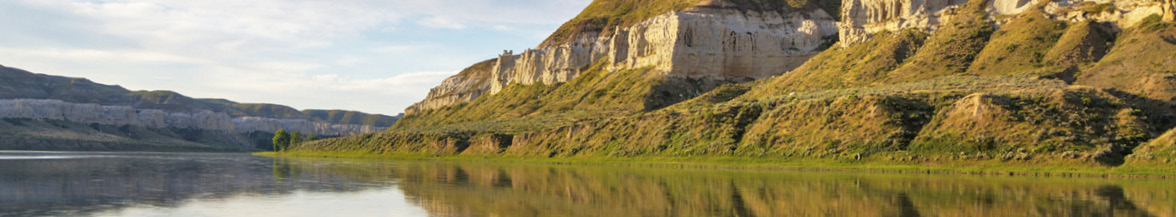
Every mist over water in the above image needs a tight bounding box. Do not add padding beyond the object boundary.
[0,151,1172,217]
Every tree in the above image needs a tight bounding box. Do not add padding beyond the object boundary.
[272,129,290,152]
[290,130,304,147]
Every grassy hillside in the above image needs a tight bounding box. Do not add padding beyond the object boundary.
[1076,15,1176,102]
[742,29,928,97]
[966,10,1067,76]
[886,0,994,82]
[394,60,733,131]
[292,0,1176,173]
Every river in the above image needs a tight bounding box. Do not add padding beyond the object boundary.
[0,151,1172,217]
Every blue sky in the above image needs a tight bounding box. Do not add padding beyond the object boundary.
[0,0,592,115]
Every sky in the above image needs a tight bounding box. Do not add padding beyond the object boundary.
[0,0,592,115]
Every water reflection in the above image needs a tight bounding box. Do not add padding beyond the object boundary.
[390,163,1175,217]
[0,152,401,217]
[0,152,1173,217]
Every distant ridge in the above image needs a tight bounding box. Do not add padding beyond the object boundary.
[0,65,400,127]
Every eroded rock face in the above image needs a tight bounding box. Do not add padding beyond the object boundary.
[419,6,838,111]
[839,0,1172,46]
[0,99,235,130]
[839,0,970,46]
[1165,0,1176,22]
[608,8,838,79]
[232,117,385,136]
[0,99,384,136]
[489,36,611,94]
[405,60,495,115]
[411,0,1176,114]
[463,6,837,101]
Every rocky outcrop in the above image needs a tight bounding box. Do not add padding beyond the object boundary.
[489,7,837,94]
[1047,0,1171,30]
[838,0,970,46]
[0,99,235,130]
[839,0,1172,46]
[405,60,496,115]
[1165,0,1176,22]
[423,5,838,110]
[0,99,384,136]
[489,36,610,94]
[410,0,1175,114]
[607,7,838,79]
[232,117,385,136]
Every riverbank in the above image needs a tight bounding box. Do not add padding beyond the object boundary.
[255,151,1176,179]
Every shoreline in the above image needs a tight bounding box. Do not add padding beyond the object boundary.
[255,151,1176,179]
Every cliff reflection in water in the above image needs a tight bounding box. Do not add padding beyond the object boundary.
[1,152,1174,217]
[389,163,1175,217]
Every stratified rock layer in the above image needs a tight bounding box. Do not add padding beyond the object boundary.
[416,5,838,112]
[839,0,1172,46]
[0,99,384,136]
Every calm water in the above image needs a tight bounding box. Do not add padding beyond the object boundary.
[0,151,1174,217]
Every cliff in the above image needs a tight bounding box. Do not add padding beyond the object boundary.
[411,0,1174,114]
[838,0,1172,46]
[404,60,496,114]
[0,66,398,150]
[0,99,235,130]
[0,65,400,127]
[302,0,1176,170]
[0,99,385,136]
[409,0,840,114]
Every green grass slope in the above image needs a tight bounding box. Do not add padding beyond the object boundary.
[966,10,1067,76]
[1128,128,1176,165]
[394,60,732,131]
[1043,20,1114,69]
[1076,15,1176,102]
[742,30,927,97]
[886,0,994,82]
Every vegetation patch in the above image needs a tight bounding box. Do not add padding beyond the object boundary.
[887,0,994,82]
[967,10,1067,76]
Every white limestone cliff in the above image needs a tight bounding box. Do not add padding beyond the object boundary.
[1166,0,1175,22]
[838,0,970,46]
[417,6,838,112]
[479,7,837,95]
[405,64,493,114]
[489,36,610,94]
[838,0,1173,46]
[410,0,1176,114]
[232,117,384,136]
[0,99,235,130]
[607,8,838,79]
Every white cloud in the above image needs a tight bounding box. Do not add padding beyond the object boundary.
[417,16,465,30]
[0,0,592,115]
[372,45,429,54]
[0,47,211,65]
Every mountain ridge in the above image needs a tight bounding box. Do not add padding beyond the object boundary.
[0,65,399,151]
[0,65,400,127]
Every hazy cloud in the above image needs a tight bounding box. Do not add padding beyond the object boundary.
[0,0,591,115]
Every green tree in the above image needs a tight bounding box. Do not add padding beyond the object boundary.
[272,129,290,152]
[290,130,304,147]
